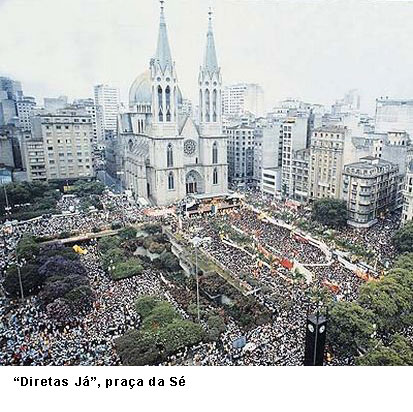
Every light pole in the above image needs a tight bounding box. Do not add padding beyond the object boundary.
[3,185,11,216]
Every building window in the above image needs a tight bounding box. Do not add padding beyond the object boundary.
[212,89,217,122]
[212,141,218,164]
[167,143,173,167]
[168,171,174,190]
[213,167,218,185]
[158,86,163,121]
[165,86,171,122]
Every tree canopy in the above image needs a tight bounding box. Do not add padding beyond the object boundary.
[393,223,413,254]
[311,198,347,228]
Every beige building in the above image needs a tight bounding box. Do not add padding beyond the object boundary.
[309,126,352,200]
[24,108,94,181]
[343,156,402,227]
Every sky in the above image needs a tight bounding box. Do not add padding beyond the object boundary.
[1,0,413,114]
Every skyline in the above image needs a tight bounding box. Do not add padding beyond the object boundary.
[1,0,413,113]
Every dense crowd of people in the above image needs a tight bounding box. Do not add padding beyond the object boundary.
[0,188,403,366]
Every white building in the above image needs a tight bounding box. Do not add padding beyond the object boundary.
[23,108,94,181]
[94,84,120,145]
[343,156,402,227]
[43,96,68,113]
[280,116,308,197]
[226,124,255,186]
[16,96,36,131]
[222,83,264,118]
[375,97,413,137]
[117,4,228,206]
[402,161,413,225]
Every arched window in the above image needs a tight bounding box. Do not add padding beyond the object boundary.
[165,86,171,122]
[212,141,218,164]
[205,89,210,122]
[212,89,217,122]
[158,86,163,121]
[173,87,177,120]
[168,171,174,190]
[199,89,203,122]
[213,168,218,185]
[167,143,173,167]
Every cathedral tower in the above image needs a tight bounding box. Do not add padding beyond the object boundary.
[198,9,228,195]
[198,8,222,137]
[150,0,179,137]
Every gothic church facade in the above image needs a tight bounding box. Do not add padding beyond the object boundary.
[118,2,228,206]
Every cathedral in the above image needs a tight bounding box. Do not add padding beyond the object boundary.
[117,1,228,206]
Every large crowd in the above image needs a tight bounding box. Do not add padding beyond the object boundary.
[0,188,403,366]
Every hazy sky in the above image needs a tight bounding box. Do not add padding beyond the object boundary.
[1,0,413,114]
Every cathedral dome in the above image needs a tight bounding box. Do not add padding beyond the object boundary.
[129,70,152,106]
[129,68,183,109]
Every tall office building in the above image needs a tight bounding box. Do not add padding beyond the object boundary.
[375,97,413,137]
[16,96,36,131]
[44,96,68,113]
[94,84,120,144]
[226,124,255,185]
[23,108,94,181]
[222,83,264,117]
[309,126,353,200]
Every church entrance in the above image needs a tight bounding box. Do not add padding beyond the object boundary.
[186,170,204,195]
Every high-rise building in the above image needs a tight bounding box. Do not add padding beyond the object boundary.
[72,98,98,145]
[16,96,36,131]
[0,77,22,100]
[23,108,94,181]
[94,84,120,145]
[375,97,413,137]
[44,96,68,113]
[309,126,353,200]
[226,124,255,186]
[280,116,308,197]
[343,156,402,227]
[222,83,264,118]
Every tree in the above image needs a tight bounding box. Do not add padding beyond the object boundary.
[311,198,347,228]
[393,253,413,271]
[141,302,180,332]
[64,285,94,311]
[393,223,413,254]
[3,263,44,298]
[98,236,121,253]
[207,314,226,341]
[328,301,377,357]
[111,258,143,280]
[115,329,160,366]
[16,235,40,261]
[356,335,413,366]
[158,251,181,272]
[358,277,412,333]
[38,256,86,279]
[116,298,205,366]
[119,226,137,240]
[102,247,125,270]
[135,296,161,318]
[158,319,204,355]
[142,223,162,235]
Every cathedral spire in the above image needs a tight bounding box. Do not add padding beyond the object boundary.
[155,0,173,71]
[203,8,219,73]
